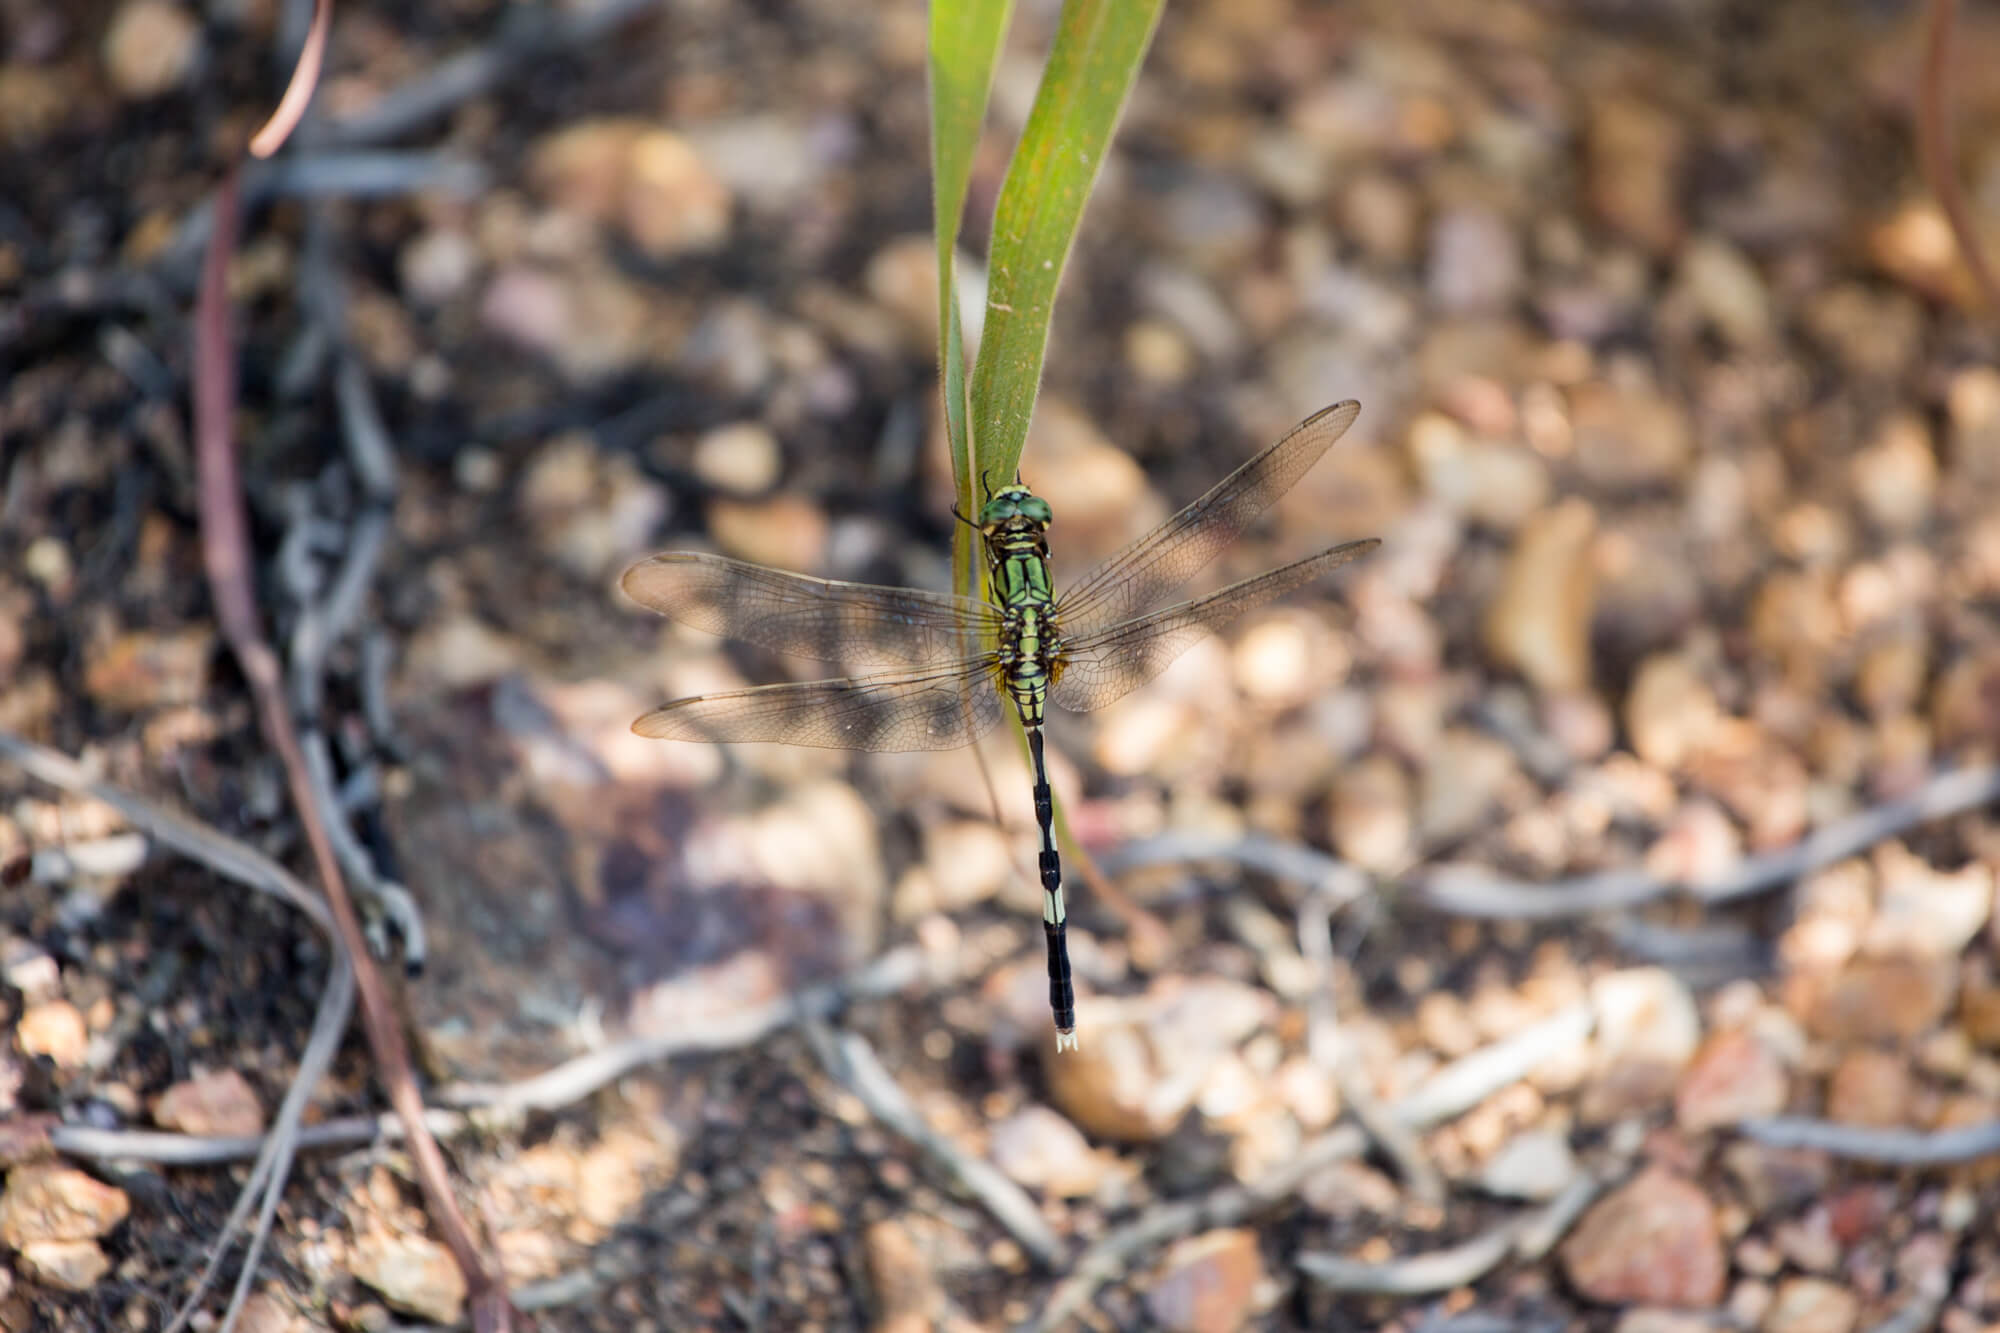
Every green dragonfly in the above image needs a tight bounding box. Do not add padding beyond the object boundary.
[623,400,1377,1049]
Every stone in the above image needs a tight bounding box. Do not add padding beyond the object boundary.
[1762,1276,1859,1333]
[1584,967,1702,1121]
[15,1000,87,1069]
[1427,207,1522,315]
[0,1164,130,1248]
[1824,1048,1912,1128]
[1674,235,1773,348]
[1850,414,1937,533]
[1676,1028,1789,1133]
[989,1106,1109,1198]
[1625,653,1722,771]
[690,421,783,496]
[351,1228,468,1325]
[154,1069,264,1138]
[1144,1229,1265,1333]
[1484,499,1598,693]
[1561,1167,1726,1308]
[103,0,201,100]
[1587,96,1686,254]
[1481,1129,1580,1201]
[17,1238,110,1292]
[1570,380,1694,491]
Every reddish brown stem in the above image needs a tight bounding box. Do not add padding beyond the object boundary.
[193,167,512,1331]
[1917,0,2000,312]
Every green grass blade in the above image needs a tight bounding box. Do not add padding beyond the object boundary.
[970,0,1164,490]
[930,0,1014,600]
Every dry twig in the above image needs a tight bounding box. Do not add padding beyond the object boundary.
[1738,1115,2000,1166]
[1024,1004,1594,1331]
[1296,1176,1598,1296]
[1915,0,2000,312]
[800,1019,1063,1267]
[193,166,509,1328]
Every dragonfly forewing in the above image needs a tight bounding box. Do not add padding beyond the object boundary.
[1050,538,1379,713]
[632,661,1009,751]
[622,553,1003,671]
[1054,400,1362,639]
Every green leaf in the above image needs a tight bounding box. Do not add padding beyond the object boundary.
[969,0,1165,490]
[929,0,1014,597]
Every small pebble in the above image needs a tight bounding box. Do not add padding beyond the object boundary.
[1484,499,1598,693]
[691,421,783,496]
[103,0,200,100]
[1144,1229,1265,1333]
[16,1000,88,1069]
[1561,1166,1725,1308]
[153,1069,264,1139]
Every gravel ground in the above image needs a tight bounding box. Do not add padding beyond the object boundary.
[3,0,2000,1330]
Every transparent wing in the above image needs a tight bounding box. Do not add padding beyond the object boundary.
[1051,539,1379,713]
[1054,401,1363,639]
[633,660,1008,752]
[622,553,1002,669]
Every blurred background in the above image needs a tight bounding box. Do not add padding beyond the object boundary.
[3,0,2000,1328]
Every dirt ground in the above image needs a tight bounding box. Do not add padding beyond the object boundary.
[5,0,2000,1329]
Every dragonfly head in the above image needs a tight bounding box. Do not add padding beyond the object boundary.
[978,486,1053,534]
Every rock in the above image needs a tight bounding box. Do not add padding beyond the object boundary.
[989,1106,1109,1198]
[1326,754,1413,873]
[1673,235,1773,348]
[15,1000,87,1068]
[234,1291,313,1333]
[153,1069,264,1138]
[1854,633,1929,720]
[1586,96,1686,254]
[403,613,523,690]
[1804,284,1924,381]
[624,129,733,259]
[1272,1058,1340,1132]
[914,820,1014,914]
[1144,1229,1265,1333]
[1625,653,1721,770]
[1427,207,1522,314]
[518,432,670,580]
[864,1218,943,1333]
[576,1126,674,1232]
[1416,728,1517,847]
[1762,1276,1859,1333]
[1722,1142,1832,1214]
[863,236,939,351]
[1796,953,1956,1043]
[690,421,783,496]
[17,1238,110,1292]
[0,1165,130,1247]
[1676,1028,1789,1133]
[1404,411,1550,530]
[1584,967,1701,1122]
[351,1228,468,1325]
[706,494,829,573]
[685,116,824,211]
[1824,1048,1912,1128]
[1231,616,1318,708]
[479,261,658,382]
[1481,1128,1580,1201]
[1157,170,1264,271]
[1125,319,1198,386]
[1867,198,1993,309]
[103,0,201,100]
[399,227,480,305]
[1643,800,1743,888]
[1484,499,1598,693]
[1946,365,2000,490]
[1047,1019,1187,1143]
[1865,842,1991,959]
[1337,170,1421,266]
[1570,380,1694,491]
[1560,1167,1726,1308]
[83,626,213,712]
[1850,414,1937,533]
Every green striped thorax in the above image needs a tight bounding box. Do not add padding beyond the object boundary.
[977,485,1061,722]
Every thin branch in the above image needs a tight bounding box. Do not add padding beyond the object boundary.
[1738,1116,2000,1166]
[192,167,510,1330]
[1298,882,1442,1207]
[1024,1004,1595,1331]
[1416,764,2000,920]
[800,1019,1063,1267]
[249,0,333,158]
[1915,0,2000,312]
[1296,1177,1598,1296]
[437,947,932,1112]
[314,0,666,147]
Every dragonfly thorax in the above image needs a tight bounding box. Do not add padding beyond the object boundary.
[977,485,1053,532]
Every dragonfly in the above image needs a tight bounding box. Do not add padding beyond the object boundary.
[622,400,1377,1050]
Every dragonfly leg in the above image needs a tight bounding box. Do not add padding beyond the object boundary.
[1028,728,1077,1049]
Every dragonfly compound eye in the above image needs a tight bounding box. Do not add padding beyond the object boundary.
[1017,495,1053,526]
[978,496,1019,525]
